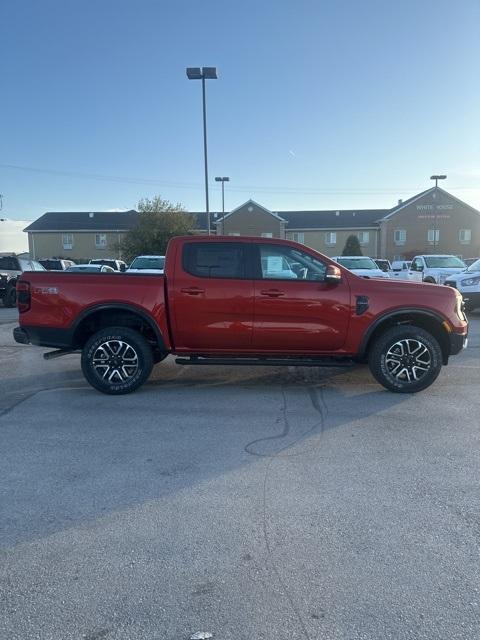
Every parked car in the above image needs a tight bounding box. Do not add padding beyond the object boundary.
[127,255,165,274]
[88,258,127,272]
[408,255,467,284]
[0,254,45,307]
[331,256,391,279]
[464,258,479,268]
[374,259,392,273]
[14,236,467,395]
[67,264,116,273]
[39,258,76,271]
[445,258,480,312]
[390,260,412,280]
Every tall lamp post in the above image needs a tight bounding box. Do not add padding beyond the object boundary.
[215,176,230,235]
[186,66,218,235]
[430,174,447,250]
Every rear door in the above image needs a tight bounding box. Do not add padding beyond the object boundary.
[251,243,351,352]
[169,240,254,351]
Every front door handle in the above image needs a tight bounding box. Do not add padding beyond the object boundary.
[180,287,205,295]
[260,289,285,297]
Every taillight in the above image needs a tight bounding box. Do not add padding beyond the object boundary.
[17,281,31,313]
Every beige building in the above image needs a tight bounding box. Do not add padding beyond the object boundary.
[23,187,480,262]
[24,211,138,261]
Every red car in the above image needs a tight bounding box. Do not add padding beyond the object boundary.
[14,236,467,395]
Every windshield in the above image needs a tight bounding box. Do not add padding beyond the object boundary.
[129,256,165,270]
[424,256,466,268]
[336,257,378,270]
[466,259,480,272]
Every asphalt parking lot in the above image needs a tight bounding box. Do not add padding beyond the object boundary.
[1,307,479,640]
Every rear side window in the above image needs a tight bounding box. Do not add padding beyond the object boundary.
[0,257,19,270]
[183,243,246,279]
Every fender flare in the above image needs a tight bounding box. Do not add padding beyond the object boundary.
[71,303,167,351]
[357,307,448,358]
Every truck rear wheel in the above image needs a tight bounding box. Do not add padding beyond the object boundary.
[368,326,443,393]
[81,327,153,395]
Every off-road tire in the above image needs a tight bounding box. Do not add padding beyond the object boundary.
[3,284,17,308]
[368,325,443,393]
[423,277,436,284]
[81,327,154,395]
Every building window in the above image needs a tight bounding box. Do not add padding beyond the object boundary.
[62,233,73,250]
[292,232,305,244]
[459,229,471,244]
[325,232,336,246]
[427,229,440,243]
[95,234,107,248]
[357,231,369,246]
[261,232,273,238]
[394,229,406,245]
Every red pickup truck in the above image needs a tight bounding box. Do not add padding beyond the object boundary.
[14,236,467,395]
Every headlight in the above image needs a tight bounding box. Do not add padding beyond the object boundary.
[461,276,480,286]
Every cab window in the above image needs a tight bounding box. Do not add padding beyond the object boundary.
[256,245,327,281]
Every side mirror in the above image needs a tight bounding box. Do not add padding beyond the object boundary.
[120,264,126,272]
[325,264,342,284]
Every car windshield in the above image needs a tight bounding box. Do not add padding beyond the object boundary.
[466,259,480,272]
[336,257,378,270]
[129,257,165,270]
[67,265,102,272]
[424,256,466,268]
[90,260,116,268]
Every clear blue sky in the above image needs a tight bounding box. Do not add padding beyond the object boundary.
[1,0,479,221]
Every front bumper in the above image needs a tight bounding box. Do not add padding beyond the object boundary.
[449,331,468,356]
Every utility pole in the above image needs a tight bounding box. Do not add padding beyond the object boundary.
[430,175,447,250]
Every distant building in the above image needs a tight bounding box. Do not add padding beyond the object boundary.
[24,210,138,261]
[23,187,480,261]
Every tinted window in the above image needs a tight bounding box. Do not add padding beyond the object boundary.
[0,257,19,270]
[183,243,246,279]
[424,256,466,268]
[336,257,378,270]
[129,257,165,270]
[258,245,326,281]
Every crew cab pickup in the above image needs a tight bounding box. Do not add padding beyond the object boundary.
[13,236,468,395]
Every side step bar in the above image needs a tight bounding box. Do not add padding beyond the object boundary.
[175,356,355,368]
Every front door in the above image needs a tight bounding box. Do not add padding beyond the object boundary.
[169,240,254,351]
[252,243,351,352]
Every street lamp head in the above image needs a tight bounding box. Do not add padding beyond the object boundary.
[215,176,230,182]
[202,67,218,79]
[430,174,447,181]
[186,67,203,80]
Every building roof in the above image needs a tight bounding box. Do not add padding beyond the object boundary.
[277,209,389,229]
[24,210,139,232]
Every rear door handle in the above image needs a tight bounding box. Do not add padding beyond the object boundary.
[260,289,285,297]
[180,287,205,295]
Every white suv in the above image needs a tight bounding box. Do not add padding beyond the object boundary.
[444,258,480,312]
[408,255,467,284]
[332,256,391,279]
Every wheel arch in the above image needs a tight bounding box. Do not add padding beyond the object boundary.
[358,309,451,365]
[71,303,167,352]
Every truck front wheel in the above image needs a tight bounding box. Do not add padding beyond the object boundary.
[81,327,154,395]
[368,326,443,393]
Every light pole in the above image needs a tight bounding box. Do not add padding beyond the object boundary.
[186,66,218,235]
[430,175,447,250]
[215,176,229,234]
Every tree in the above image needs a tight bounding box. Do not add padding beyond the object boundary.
[120,196,194,262]
[342,234,362,256]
